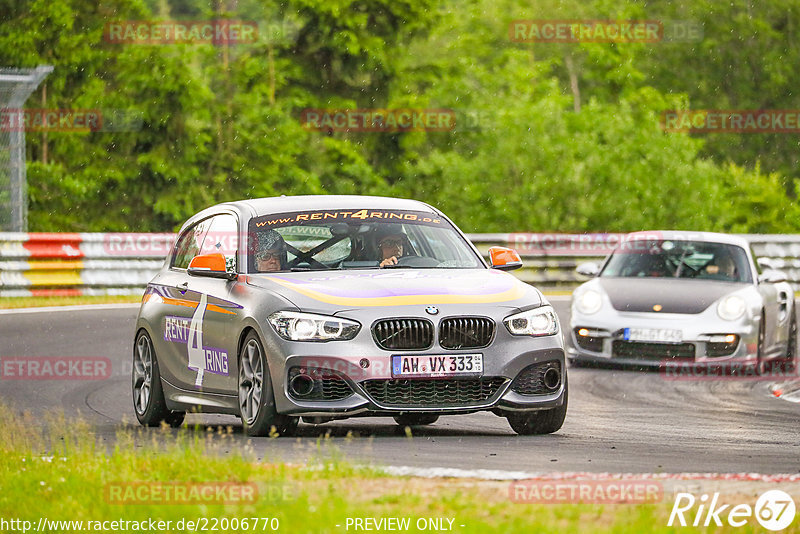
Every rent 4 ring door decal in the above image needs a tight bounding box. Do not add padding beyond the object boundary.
[163,293,230,386]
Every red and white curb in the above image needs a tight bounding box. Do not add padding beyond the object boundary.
[770,380,800,403]
[381,466,800,483]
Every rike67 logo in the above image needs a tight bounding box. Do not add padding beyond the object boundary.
[669,490,796,530]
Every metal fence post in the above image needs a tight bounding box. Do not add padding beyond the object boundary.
[0,65,53,232]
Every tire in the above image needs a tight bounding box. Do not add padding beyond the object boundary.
[782,310,797,374]
[756,312,769,375]
[506,376,568,435]
[567,357,584,368]
[393,413,439,426]
[132,330,185,428]
[238,331,298,437]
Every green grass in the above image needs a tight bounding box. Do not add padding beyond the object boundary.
[0,407,791,533]
[0,295,142,309]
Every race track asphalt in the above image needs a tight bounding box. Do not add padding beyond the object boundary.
[1,299,799,475]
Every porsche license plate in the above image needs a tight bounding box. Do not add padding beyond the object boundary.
[391,354,483,378]
[624,328,682,343]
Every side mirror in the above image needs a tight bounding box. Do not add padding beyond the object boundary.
[188,253,236,280]
[758,269,787,284]
[576,261,600,277]
[488,246,522,271]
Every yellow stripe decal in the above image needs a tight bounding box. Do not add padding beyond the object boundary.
[268,278,527,306]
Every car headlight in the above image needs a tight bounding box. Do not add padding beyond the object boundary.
[504,306,559,337]
[575,289,603,315]
[269,311,360,341]
[717,295,746,321]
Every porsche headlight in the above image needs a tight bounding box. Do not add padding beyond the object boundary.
[575,289,603,315]
[717,295,746,321]
[504,306,559,337]
[269,311,360,341]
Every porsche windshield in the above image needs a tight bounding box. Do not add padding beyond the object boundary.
[600,240,752,283]
[247,209,483,272]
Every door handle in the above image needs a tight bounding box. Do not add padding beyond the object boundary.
[176,282,189,294]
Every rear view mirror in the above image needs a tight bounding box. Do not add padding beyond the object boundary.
[188,253,236,280]
[488,246,522,271]
[576,261,600,277]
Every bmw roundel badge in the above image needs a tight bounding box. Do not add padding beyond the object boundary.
[425,306,439,315]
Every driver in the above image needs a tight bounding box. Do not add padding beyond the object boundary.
[255,229,287,272]
[376,227,407,268]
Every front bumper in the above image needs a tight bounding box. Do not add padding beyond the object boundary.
[264,322,567,417]
[568,307,759,367]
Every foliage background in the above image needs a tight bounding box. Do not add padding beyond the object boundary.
[1,0,798,233]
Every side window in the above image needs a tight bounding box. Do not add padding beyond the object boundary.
[172,218,213,269]
[201,214,238,273]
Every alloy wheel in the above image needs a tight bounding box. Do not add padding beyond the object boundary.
[239,339,264,424]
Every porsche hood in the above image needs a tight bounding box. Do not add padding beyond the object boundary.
[596,278,747,314]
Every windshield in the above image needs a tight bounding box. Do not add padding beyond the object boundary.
[246,209,483,273]
[600,240,752,283]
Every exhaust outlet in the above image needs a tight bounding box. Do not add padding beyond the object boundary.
[543,367,561,391]
[290,374,315,397]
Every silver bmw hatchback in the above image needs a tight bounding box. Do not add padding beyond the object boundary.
[132,196,567,436]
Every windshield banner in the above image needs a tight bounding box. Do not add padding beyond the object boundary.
[251,209,447,229]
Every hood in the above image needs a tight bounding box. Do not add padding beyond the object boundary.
[597,277,746,314]
[245,269,540,312]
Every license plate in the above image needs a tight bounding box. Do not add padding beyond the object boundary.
[391,354,483,378]
[624,328,682,343]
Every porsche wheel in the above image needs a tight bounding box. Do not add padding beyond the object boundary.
[756,312,768,375]
[783,311,797,373]
[132,330,185,427]
[238,331,298,437]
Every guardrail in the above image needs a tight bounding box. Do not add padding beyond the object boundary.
[470,233,800,291]
[0,233,169,297]
[2,232,800,297]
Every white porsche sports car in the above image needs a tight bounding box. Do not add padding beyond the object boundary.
[568,231,796,372]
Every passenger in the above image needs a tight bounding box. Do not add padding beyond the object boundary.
[255,229,288,272]
[705,252,736,280]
